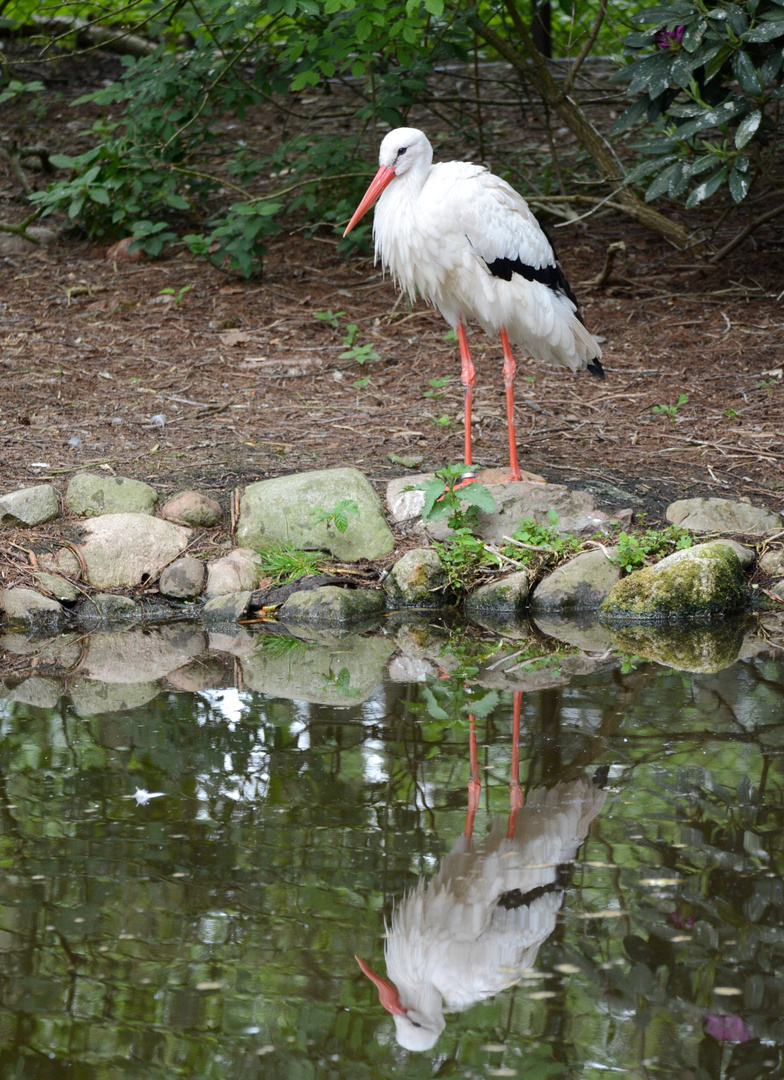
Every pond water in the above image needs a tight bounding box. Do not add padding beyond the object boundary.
[1,616,784,1080]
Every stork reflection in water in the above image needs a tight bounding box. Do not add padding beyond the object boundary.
[356,691,607,1051]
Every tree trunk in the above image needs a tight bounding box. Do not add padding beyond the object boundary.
[467,9,691,250]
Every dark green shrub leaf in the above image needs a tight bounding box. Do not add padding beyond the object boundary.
[728,162,752,202]
[735,109,762,148]
[685,165,728,207]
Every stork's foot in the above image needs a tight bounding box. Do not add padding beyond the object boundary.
[477,467,546,485]
[453,468,478,490]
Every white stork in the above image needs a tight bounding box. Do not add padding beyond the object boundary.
[356,695,607,1051]
[343,128,604,481]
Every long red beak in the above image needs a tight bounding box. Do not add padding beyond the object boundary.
[343,165,396,236]
[355,954,407,1016]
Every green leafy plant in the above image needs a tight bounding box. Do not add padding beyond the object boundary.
[418,463,496,531]
[651,393,688,421]
[613,0,784,209]
[311,499,359,534]
[501,511,580,569]
[423,375,451,399]
[321,666,363,698]
[314,308,346,329]
[159,284,193,305]
[613,524,693,574]
[256,544,327,583]
[339,323,380,365]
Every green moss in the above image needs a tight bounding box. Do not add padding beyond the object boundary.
[600,541,747,623]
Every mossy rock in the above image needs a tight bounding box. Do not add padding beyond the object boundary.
[600,541,747,623]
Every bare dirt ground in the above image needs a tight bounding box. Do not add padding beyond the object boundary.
[2,43,784,548]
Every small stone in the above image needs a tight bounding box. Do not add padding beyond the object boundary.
[81,594,141,624]
[38,547,82,577]
[388,453,424,469]
[279,585,385,625]
[205,548,258,597]
[159,557,206,599]
[600,540,747,622]
[759,547,784,577]
[531,548,622,613]
[33,572,79,603]
[386,476,428,522]
[66,473,158,517]
[465,571,530,615]
[0,484,60,526]
[0,586,65,626]
[202,591,254,624]
[666,497,781,535]
[384,548,449,606]
[161,490,222,527]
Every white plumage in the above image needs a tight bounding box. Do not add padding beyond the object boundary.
[344,128,604,479]
[356,777,607,1052]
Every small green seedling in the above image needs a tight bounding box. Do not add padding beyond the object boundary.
[353,375,370,388]
[339,323,380,364]
[433,414,454,428]
[651,393,688,421]
[159,284,193,306]
[723,408,738,418]
[442,328,458,342]
[612,524,692,573]
[314,308,346,329]
[311,499,359,534]
[423,375,451,399]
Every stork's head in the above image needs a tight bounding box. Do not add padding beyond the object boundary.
[343,128,433,236]
[355,954,445,1051]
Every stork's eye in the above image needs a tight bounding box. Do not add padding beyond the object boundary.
[410,1020,422,1028]
[397,147,408,158]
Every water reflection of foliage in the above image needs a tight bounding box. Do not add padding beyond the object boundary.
[610,769,784,1079]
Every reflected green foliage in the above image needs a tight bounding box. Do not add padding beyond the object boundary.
[0,651,783,1076]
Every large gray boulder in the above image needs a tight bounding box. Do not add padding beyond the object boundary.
[66,473,158,516]
[666,497,781,534]
[74,513,191,588]
[601,540,747,622]
[237,467,395,561]
[0,484,60,526]
[531,548,622,613]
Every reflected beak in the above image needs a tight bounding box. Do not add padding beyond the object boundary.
[343,165,396,236]
[355,954,407,1016]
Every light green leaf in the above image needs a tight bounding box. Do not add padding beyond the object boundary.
[735,109,761,148]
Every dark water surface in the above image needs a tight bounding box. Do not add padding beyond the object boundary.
[2,621,784,1079]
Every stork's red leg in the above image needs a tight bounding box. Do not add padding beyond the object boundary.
[507,691,523,839]
[465,715,481,843]
[500,327,522,482]
[456,318,475,470]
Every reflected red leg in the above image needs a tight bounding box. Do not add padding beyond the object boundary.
[507,690,523,839]
[465,715,481,842]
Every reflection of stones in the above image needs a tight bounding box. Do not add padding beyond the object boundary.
[607,620,746,673]
[4,675,62,708]
[81,626,206,684]
[476,649,601,693]
[601,542,747,622]
[241,632,394,705]
[70,679,161,714]
[167,656,232,691]
[533,614,617,654]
